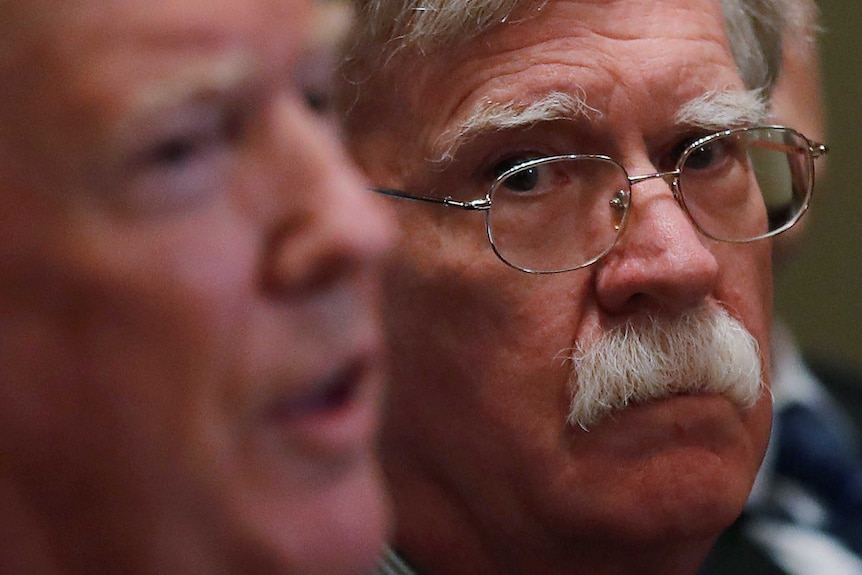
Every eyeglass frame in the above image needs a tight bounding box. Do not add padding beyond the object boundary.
[372,125,829,274]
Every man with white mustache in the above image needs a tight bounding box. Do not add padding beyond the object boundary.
[337,0,826,573]
[568,307,762,430]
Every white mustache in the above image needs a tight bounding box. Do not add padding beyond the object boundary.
[566,307,764,430]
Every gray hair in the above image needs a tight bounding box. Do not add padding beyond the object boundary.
[720,0,794,94]
[342,0,811,100]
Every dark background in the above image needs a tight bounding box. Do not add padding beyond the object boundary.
[774,0,862,372]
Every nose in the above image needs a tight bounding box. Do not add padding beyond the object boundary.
[261,99,392,296]
[594,165,719,315]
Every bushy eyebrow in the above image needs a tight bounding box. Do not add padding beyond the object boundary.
[431,89,601,163]
[673,89,768,130]
[430,87,767,163]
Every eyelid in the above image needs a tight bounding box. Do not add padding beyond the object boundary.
[100,99,242,215]
[471,136,567,180]
[113,97,228,159]
[664,129,719,167]
[489,151,551,179]
[291,22,344,116]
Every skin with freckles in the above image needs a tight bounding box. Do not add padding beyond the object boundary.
[343,0,774,574]
[0,0,392,573]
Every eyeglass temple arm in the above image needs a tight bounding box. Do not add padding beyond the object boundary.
[811,142,829,158]
[372,187,492,210]
[748,140,828,158]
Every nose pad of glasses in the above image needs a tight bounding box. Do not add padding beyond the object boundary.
[609,188,631,231]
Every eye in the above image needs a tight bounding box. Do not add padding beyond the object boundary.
[492,156,545,192]
[303,89,331,115]
[491,157,570,198]
[503,165,540,192]
[685,141,721,170]
[119,103,241,214]
[146,132,213,168]
[677,134,737,172]
[295,45,339,119]
[141,113,236,172]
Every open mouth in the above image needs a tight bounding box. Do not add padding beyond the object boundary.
[254,354,383,457]
[266,361,364,422]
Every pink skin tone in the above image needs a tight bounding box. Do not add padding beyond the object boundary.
[0,0,392,573]
[346,1,773,574]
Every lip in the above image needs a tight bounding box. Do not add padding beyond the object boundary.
[260,355,383,456]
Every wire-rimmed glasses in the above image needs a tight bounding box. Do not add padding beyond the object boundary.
[373,126,828,274]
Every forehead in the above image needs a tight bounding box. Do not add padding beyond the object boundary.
[17,0,305,34]
[0,0,312,178]
[2,0,311,76]
[378,0,743,158]
[470,0,732,96]
[0,0,314,110]
[4,0,309,53]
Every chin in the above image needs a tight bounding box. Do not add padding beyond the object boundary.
[549,394,769,546]
[301,466,392,575]
[629,446,755,538]
[222,457,391,575]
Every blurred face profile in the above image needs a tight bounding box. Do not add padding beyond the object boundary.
[0,0,391,573]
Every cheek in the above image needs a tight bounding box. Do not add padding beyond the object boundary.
[383,231,586,364]
[715,242,774,338]
[0,272,238,499]
[711,243,774,454]
[381,224,596,436]
[12,212,255,439]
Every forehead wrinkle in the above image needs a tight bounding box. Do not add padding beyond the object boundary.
[431,88,601,163]
[674,89,767,130]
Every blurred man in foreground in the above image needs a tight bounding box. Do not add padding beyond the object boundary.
[0,0,391,573]
[338,0,827,573]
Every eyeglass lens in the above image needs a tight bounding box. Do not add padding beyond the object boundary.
[487,156,630,273]
[486,127,813,273]
[678,127,812,242]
